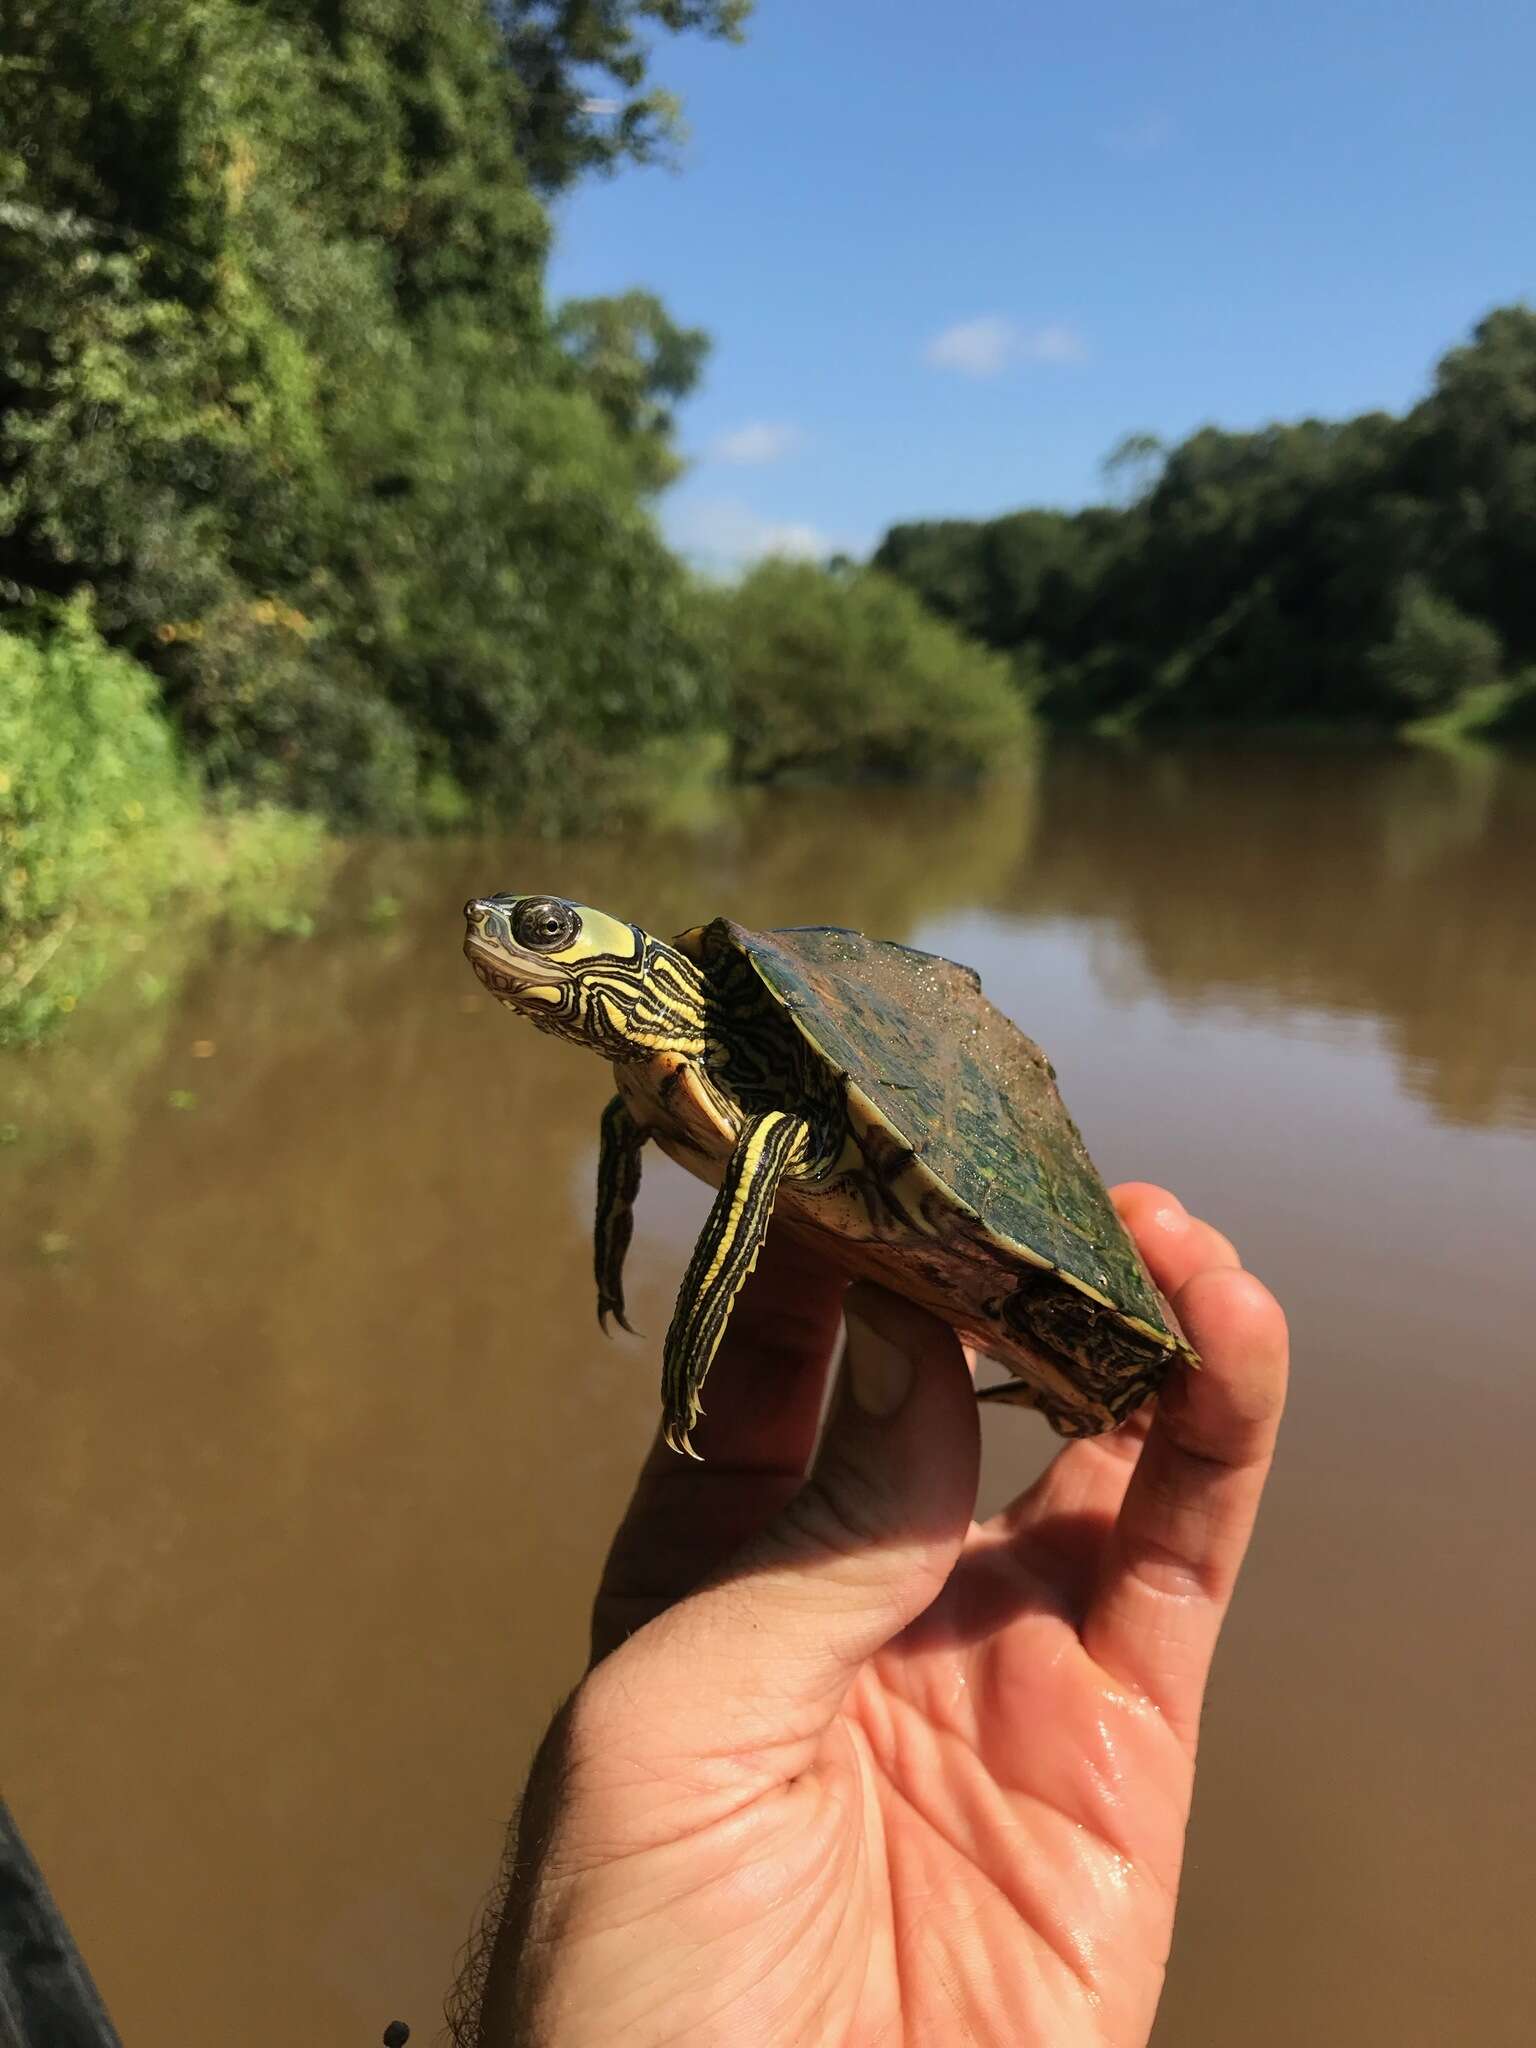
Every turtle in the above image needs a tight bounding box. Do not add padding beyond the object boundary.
[463,894,1197,1457]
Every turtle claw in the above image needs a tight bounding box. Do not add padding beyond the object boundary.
[598,1297,638,1338]
[663,1406,704,1461]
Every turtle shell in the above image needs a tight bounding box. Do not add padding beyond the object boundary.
[704,919,1195,1430]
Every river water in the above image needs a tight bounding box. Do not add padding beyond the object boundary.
[3,742,1533,2045]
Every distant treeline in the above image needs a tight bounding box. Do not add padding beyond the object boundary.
[875,307,1536,742]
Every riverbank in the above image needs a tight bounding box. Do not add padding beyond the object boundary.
[1,612,333,1049]
[2,564,1034,1047]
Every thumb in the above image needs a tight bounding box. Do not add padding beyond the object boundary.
[630,1285,980,1757]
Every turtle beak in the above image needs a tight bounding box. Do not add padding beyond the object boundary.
[463,899,516,977]
[463,898,505,963]
[463,899,564,1000]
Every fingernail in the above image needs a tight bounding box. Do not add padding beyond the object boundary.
[844,1307,916,1418]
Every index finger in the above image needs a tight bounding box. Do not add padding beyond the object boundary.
[590,1226,846,1660]
[1081,1261,1289,1751]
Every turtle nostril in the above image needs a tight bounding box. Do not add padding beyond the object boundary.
[465,899,488,925]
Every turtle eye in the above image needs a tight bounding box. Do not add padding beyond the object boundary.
[512,897,581,952]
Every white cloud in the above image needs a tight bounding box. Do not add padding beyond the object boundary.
[709,420,803,465]
[1100,113,1174,159]
[669,497,846,570]
[924,316,1016,377]
[924,317,1087,377]
[1025,323,1088,365]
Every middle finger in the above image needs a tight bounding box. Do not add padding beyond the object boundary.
[981,1185,1243,1573]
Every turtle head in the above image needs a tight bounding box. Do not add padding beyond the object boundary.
[463,894,708,1060]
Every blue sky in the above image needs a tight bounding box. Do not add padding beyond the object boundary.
[545,0,1536,568]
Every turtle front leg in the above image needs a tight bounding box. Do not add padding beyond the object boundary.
[662,1110,811,1458]
[596,1093,649,1334]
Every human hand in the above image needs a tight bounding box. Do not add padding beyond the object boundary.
[463,1185,1288,2047]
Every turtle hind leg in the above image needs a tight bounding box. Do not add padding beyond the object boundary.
[596,1094,649,1335]
[661,1110,810,1459]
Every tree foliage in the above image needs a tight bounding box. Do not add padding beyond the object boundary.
[876,307,1536,736]
[1369,579,1503,715]
[0,0,732,826]
[552,289,709,488]
[491,0,753,192]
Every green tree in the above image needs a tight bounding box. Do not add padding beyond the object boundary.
[1100,430,1166,506]
[491,0,752,191]
[552,289,709,488]
[0,0,737,824]
[333,355,715,819]
[1406,306,1536,667]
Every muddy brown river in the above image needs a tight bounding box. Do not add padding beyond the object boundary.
[3,742,1534,2045]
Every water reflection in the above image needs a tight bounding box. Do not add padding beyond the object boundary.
[2,742,1533,2048]
[1014,743,1536,1128]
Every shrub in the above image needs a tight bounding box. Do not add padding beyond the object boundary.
[707,561,1031,785]
[168,601,424,827]
[1369,579,1505,716]
[0,607,326,1042]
